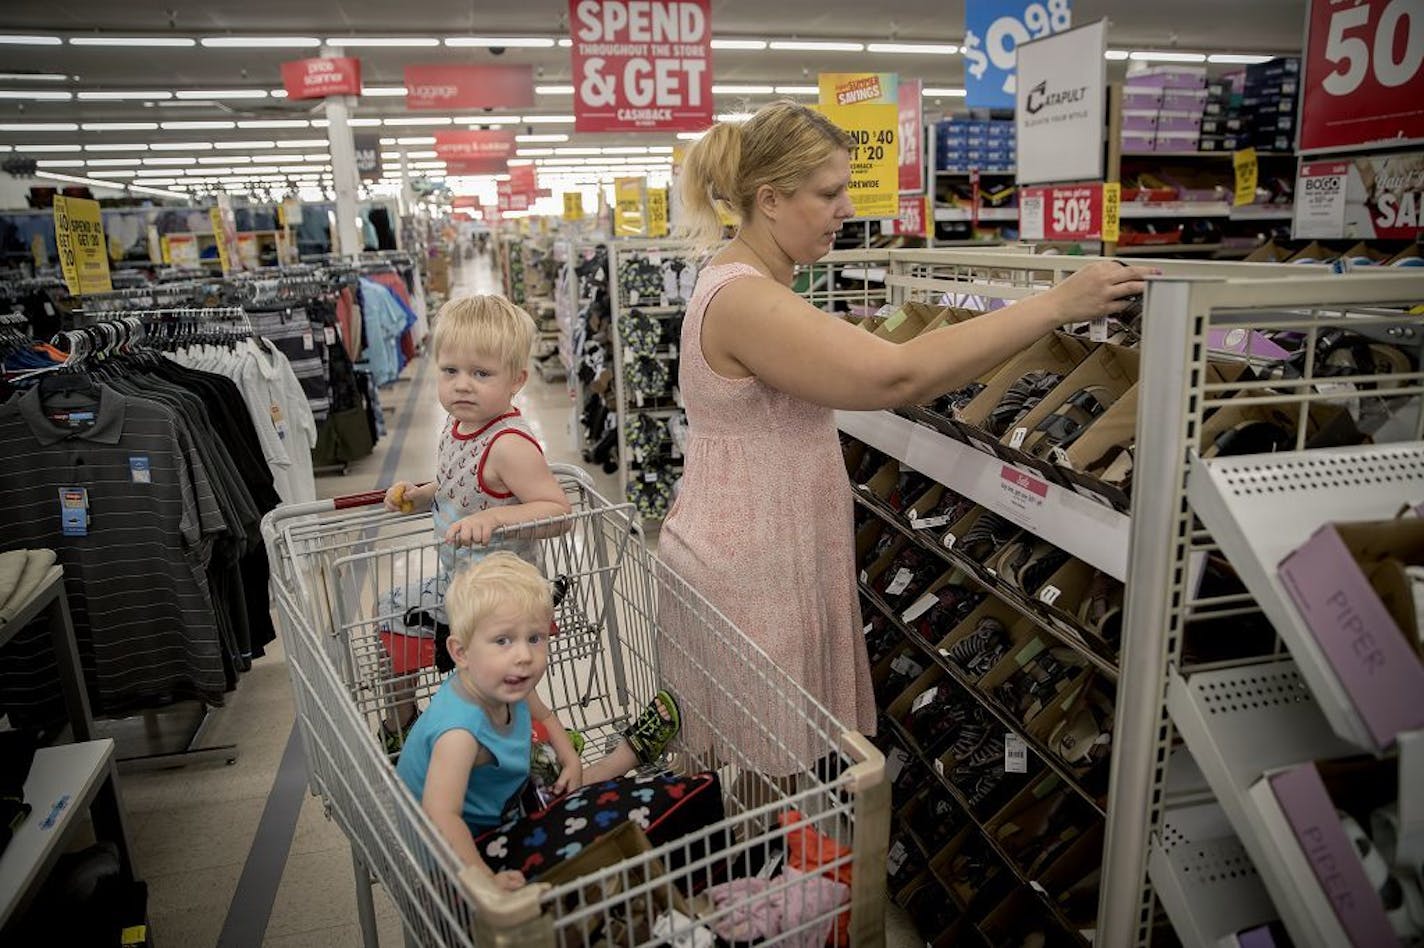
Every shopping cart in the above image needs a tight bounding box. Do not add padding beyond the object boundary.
[262,464,889,947]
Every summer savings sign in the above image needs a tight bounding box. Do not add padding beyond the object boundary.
[569,0,713,132]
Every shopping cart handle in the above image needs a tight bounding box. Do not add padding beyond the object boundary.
[333,490,389,510]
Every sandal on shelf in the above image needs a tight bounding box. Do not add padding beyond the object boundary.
[621,690,681,765]
[1027,385,1117,459]
[1047,681,1114,770]
[1077,571,1125,649]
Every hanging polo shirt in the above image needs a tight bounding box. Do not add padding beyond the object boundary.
[0,384,228,717]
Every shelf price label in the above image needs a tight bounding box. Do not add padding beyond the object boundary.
[1233,148,1259,207]
[815,102,899,218]
[1301,0,1424,152]
[1018,183,1110,241]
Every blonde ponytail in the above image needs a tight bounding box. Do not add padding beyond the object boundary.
[676,100,853,254]
[678,121,743,253]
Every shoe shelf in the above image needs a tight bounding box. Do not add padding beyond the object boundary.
[878,712,1095,947]
[1166,659,1359,948]
[934,208,1020,222]
[1147,801,1279,948]
[859,579,1108,816]
[1118,202,1294,221]
[837,408,1132,581]
[1188,445,1424,752]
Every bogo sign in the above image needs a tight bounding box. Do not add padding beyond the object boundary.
[404,65,535,111]
[1301,0,1424,152]
[1019,183,1106,240]
[1294,153,1424,239]
[433,131,516,175]
[281,57,362,100]
[569,0,713,132]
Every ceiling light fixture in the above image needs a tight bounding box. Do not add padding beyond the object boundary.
[769,40,863,52]
[237,120,310,129]
[277,138,328,147]
[201,156,246,164]
[710,39,767,50]
[382,117,453,126]
[70,36,195,47]
[150,141,214,151]
[676,131,706,141]
[87,158,144,166]
[82,123,159,132]
[554,147,601,155]
[324,37,440,47]
[128,181,189,199]
[0,90,72,100]
[143,157,198,165]
[200,36,321,48]
[0,36,62,46]
[517,133,569,142]
[348,118,383,126]
[16,143,83,152]
[161,121,236,130]
[0,72,69,82]
[715,112,755,121]
[773,85,818,95]
[445,37,556,48]
[923,87,967,97]
[518,114,576,123]
[866,43,958,54]
[37,159,86,168]
[1105,50,1130,61]
[89,170,138,177]
[0,122,78,131]
[86,143,150,151]
[215,140,275,149]
[78,90,172,100]
[360,86,409,97]
[1208,53,1273,64]
[395,136,437,145]
[175,89,268,99]
[1129,50,1207,62]
[516,148,555,156]
[535,85,574,95]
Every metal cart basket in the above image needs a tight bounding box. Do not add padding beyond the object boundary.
[262,465,888,947]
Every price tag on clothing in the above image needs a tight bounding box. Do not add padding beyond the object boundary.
[302,331,314,350]
[59,487,89,536]
[911,686,940,714]
[1004,732,1029,773]
[323,327,337,345]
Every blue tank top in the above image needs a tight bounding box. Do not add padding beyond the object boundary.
[396,676,531,831]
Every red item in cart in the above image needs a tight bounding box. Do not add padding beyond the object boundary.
[779,809,854,945]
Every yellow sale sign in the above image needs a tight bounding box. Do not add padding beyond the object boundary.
[613,176,647,237]
[815,102,899,218]
[647,187,669,237]
[563,191,585,221]
[53,196,112,295]
[818,72,899,107]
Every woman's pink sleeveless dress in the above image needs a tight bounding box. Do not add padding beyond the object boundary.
[656,263,877,775]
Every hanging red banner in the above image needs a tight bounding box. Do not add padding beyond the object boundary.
[403,64,536,111]
[569,0,713,132]
[508,164,538,197]
[1300,0,1424,153]
[281,57,362,100]
[898,79,924,193]
[434,131,516,175]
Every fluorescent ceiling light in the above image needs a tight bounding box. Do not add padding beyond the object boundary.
[201,156,247,164]
[518,133,569,142]
[90,170,138,178]
[452,114,519,123]
[558,39,573,48]
[70,36,195,47]
[773,85,818,95]
[237,120,310,129]
[866,43,958,55]
[535,85,574,95]
[1130,50,1207,62]
[277,138,327,147]
[383,116,452,126]
[769,40,863,52]
[445,37,555,48]
[648,146,674,153]
[324,37,440,47]
[88,158,143,166]
[713,84,773,95]
[555,147,601,155]
[923,87,967,97]
[1209,53,1273,64]
[361,86,408,97]
[676,131,706,141]
[602,146,648,154]
[404,150,437,158]
[161,121,236,130]
[86,143,149,152]
[0,36,62,46]
[396,136,436,145]
[128,182,189,198]
[715,112,754,121]
[215,140,275,150]
[151,141,213,151]
[301,154,331,161]
[1105,50,1130,61]
[281,164,322,173]
[15,143,82,152]
[518,115,575,124]
[78,90,172,100]
[348,118,383,127]
[0,72,68,82]
[144,157,197,165]
[156,100,217,108]
[200,36,321,48]
[82,123,159,132]
[175,89,267,99]
[711,39,767,50]
[37,160,85,168]
[0,90,72,100]
[516,148,555,156]
[311,120,329,128]
[411,161,446,168]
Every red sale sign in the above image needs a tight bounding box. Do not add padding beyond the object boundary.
[508,164,537,197]
[434,131,516,175]
[569,0,713,132]
[281,57,362,100]
[898,79,924,193]
[893,195,928,237]
[1301,0,1424,152]
[1019,184,1107,241]
[404,65,535,111]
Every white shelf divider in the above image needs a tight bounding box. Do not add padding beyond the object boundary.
[1188,444,1424,751]
[1148,802,1279,948]
[835,409,1131,579]
[1167,660,1358,948]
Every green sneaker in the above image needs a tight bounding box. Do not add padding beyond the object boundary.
[622,691,681,765]
[380,710,420,760]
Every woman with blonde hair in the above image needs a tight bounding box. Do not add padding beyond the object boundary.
[658,100,1151,775]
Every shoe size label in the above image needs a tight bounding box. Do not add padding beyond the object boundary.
[1004,732,1028,773]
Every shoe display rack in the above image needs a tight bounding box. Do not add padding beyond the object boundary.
[607,239,699,524]
[556,240,613,463]
[801,247,1424,946]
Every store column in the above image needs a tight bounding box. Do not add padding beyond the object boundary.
[322,45,361,258]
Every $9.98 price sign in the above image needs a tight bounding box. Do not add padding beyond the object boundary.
[1301,0,1424,152]
[1019,184,1112,241]
[569,0,713,133]
[963,0,1074,109]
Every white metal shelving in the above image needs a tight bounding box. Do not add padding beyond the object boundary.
[1189,446,1424,751]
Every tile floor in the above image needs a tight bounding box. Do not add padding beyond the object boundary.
[111,253,918,947]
